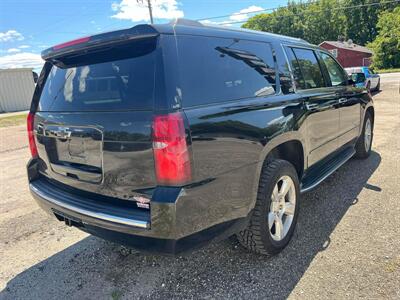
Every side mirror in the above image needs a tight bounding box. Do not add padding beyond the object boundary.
[349,73,366,85]
[348,78,356,86]
[357,73,366,83]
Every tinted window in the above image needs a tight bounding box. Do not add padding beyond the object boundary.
[285,47,304,91]
[38,43,157,112]
[177,36,276,107]
[290,48,326,90]
[319,52,347,86]
[276,48,294,94]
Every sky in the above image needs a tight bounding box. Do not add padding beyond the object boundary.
[0,0,291,71]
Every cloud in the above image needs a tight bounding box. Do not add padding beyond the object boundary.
[0,30,24,42]
[0,52,44,69]
[201,5,263,27]
[18,45,31,49]
[7,48,21,53]
[229,5,263,22]
[111,0,183,22]
[201,19,232,27]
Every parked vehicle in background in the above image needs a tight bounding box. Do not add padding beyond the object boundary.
[27,19,374,256]
[345,66,380,92]
[349,72,367,88]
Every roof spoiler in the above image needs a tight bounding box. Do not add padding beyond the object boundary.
[41,24,159,61]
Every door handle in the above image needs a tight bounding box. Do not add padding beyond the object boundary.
[305,103,319,111]
[338,98,348,104]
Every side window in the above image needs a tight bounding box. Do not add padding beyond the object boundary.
[319,52,348,86]
[291,48,326,90]
[176,36,277,107]
[284,47,304,90]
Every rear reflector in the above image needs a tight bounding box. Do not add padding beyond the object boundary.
[53,36,90,50]
[152,112,191,185]
[27,112,38,158]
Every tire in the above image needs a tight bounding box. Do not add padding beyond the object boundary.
[354,111,373,159]
[237,159,300,255]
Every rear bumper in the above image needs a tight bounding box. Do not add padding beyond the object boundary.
[30,183,149,229]
[29,174,249,255]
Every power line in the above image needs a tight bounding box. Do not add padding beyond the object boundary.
[27,0,400,37]
[196,4,298,21]
[198,0,400,25]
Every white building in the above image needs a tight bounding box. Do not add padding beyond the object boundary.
[0,68,35,112]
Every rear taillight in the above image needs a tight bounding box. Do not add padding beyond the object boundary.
[27,112,38,158]
[152,112,192,186]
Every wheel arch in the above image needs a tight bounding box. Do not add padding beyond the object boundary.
[248,132,307,212]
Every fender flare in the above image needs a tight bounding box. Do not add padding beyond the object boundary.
[248,131,307,212]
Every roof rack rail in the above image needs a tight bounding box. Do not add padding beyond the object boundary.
[169,18,203,27]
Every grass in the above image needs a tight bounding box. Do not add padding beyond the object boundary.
[376,68,400,74]
[111,290,122,300]
[0,114,27,128]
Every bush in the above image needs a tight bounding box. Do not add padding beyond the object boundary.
[368,7,400,69]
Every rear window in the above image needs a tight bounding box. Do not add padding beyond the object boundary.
[38,39,157,112]
[176,36,276,107]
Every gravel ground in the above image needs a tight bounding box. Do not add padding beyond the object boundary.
[0,73,399,300]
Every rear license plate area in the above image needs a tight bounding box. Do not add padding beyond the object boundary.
[43,125,104,183]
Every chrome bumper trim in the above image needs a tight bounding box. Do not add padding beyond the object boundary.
[30,184,150,229]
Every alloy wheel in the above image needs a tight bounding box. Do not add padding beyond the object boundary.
[364,118,372,152]
[268,175,296,241]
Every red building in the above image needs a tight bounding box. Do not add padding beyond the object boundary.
[319,40,373,68]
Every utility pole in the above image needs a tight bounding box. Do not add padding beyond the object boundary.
[137,0,154,24]
[147,0,154,24]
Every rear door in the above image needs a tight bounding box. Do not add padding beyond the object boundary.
[317,51,361,147]
[33,37,163,201]
[286,47,340,166]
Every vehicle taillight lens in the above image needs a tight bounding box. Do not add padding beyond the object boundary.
[27,112,38,158]
[152,112,192,185]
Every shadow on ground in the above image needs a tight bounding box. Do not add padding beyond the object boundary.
[0,152,381,300]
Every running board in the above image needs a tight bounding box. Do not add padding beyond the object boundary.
[300,147,356,193]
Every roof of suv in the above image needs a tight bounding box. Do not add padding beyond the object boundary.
[42,18,312,60]
[152,19,311,46]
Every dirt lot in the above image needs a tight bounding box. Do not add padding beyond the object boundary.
[1,73,399,300]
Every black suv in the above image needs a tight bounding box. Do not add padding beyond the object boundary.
[27,19,374,255]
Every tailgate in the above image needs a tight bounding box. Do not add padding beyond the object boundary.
[32,35,163,202]
[35,111,155,200]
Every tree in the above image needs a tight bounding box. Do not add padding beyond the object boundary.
[343,0,398,45]
[243,0,347,44]
[368,7,400,69]
[301,0,346,44]
[242,0,398,46]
